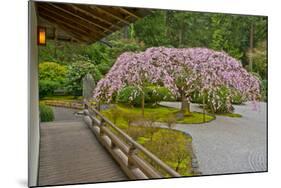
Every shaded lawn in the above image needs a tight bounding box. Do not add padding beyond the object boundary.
[102,104,214,125]
[100,104,215,176]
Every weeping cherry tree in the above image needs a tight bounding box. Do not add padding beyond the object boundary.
[93,47,260,116]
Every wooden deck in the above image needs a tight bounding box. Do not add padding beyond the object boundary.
[38,120,128,186]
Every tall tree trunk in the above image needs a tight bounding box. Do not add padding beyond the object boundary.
[179,29,183,46]
[202,92,206,122]
[181,93,191,115]
[249,23,254,72]
[123,26,129,39]
[141,91,145,117]
[54,28,57,58]
[164,11,168,37]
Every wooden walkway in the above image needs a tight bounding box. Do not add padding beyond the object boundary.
[38,120,127,186]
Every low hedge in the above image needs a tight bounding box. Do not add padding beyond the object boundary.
[116,85,174,107]
[39,104,54,122]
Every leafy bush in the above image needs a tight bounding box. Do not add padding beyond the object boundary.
[190,91,203,104]
[39,80,60,99]
[231,90,246,105]
[191,88,245,106]
[261,79,267,101]
[39,62,68,83]
[66,59,102,97]
[116,86,174,107]
[206,86,234,113]
[39,104,54,122]
[39,62,68,98]
[116,86,142,106]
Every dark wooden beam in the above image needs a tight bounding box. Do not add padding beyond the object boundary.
[118,7,140,19]
[38,4,104,40]
[47,3,108,37]
[38,7,98,42]
[92,6,131,25]
[70,4,121,31]
[38,12,89,42]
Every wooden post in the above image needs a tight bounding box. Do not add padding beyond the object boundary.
[54,28,57,58]
[202,92,206,123]
[141,91,145,117]
[99,119,105,136]
[128,143,137,169]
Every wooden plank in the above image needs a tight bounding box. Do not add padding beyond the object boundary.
[119,7,140,19]
[130,155,162,178]
[38,4,105,39]
[38,16,87,42]
[38,13,90,43]
[38,121,127,186]
[46,3,107,38]
[93,6,131,25]
[70,4,116,32]
[101,126,130,154]
[38,6,102,42]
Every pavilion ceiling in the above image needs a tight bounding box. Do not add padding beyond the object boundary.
[36,2,151,44]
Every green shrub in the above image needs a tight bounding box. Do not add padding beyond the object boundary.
[116,86,142,106]
[190,91,203,104]
[39,104,54,122]
[116,86,174,107]
[39,62,68,98]
[261,79,267,101]
[231,90,246,105]
[39,80,60,99]
[192,89,245,105]
[206,86,234,113]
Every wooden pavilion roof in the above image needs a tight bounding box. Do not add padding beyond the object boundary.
[36,2,151,44]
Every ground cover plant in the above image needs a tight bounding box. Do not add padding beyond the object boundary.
[100,106,194,176]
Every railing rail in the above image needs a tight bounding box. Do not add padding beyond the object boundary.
[83,101,181,179]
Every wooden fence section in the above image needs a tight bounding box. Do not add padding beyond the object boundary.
[84,101,181,179]
[44,100,84,109]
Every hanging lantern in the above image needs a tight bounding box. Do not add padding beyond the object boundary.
[37,26,46,46]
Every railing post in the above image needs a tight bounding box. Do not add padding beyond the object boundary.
[127,143,137,169]
[99,119,105,136]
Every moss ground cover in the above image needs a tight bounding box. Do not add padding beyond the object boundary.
[100,104,215,176]
[102,104,214,125]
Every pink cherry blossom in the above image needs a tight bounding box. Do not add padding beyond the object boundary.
[93,47,260,109]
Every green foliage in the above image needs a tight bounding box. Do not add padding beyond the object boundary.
[116,86,142,106]
[39,62,68,98]
[109,38,145,59]
[134,11,170,46]
[101,104,214,125]
[231,90,246,105]
[66,59,102,96]
[39,104,54,122]
[39,80,60,98]
[206,86,233,113]
[248,41,267,80]
[39,62,67,82]
[116,86,174,107]
[143,129,192,175]
[261,79,267,101]
[100,106,194,176]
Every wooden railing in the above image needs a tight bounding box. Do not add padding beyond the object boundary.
[44,100,83,109]
[83,101,181,179]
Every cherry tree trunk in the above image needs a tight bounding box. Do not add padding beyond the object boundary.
[181,94,191,115]
[141,91,145,117]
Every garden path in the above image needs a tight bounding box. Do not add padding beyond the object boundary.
[159,101,267,175]
[38,107,127,186]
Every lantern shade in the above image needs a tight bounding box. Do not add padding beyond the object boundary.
[37,27,46,45]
